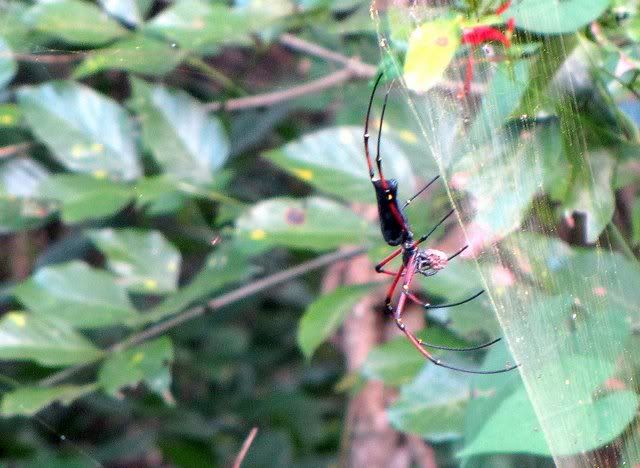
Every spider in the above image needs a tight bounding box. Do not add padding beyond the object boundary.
[364,73,518,374]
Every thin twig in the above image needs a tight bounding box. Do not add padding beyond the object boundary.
[40,246,367,387]
[232,427,259,468]
[279,33,374,74]
[206,65,376,112]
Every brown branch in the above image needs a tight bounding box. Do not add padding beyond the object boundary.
[279,33,374,73]
[205,65,376,112]
[40,246,367,387]
[232,427,259,468]
[12,52,87,64]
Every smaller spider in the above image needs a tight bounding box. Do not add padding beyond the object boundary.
[460,1,515,96]
[364,73,519,374]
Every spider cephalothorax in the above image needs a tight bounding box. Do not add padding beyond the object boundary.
[415,249,448,277]
[364,72,518,375]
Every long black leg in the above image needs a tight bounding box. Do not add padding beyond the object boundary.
[364,73,384,181]
[414,208,455,247]
[402,175,440,210]
[424,290,485,309]
[419,337,501,352]
[375,89,390,183]
[393,258,518,374]
[448,245,468,261]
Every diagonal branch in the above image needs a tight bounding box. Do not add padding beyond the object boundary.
[39,246,367,387]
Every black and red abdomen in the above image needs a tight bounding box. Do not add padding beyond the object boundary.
[373,179,408,246]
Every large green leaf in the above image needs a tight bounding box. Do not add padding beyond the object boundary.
[130,78,229,182]
[98,0,153,26]
[467,58,532,145]
[0,384,96,417]
[0,158,55,233]
[24,0,127,46]
[506,0,610,34]
[265,126,415,204]
[138,244,254,325]
[362,328,469,386]
[298,283,376,359]
[388,365,472,442]
[14,261,139,328]
[0,311,102,366]
[451,118,563,240]
[17,81,141,181]
[561,151,615,243]
[145,0,265,52]
[38,174,133,223]
[87,228,181,294]
[462,384,637,457]
[0,37,16,90]
[235,196,377,252]
[74,34,185,78]
[98,337,173,397]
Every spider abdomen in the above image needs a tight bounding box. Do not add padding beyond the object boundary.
[373,178,408,246]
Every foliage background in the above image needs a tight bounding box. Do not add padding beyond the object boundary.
[0,0,640,466]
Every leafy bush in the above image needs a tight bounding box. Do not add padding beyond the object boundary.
[1,0,640,466]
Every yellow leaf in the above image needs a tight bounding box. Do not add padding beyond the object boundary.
[403,18,461,93]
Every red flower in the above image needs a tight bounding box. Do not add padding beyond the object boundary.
[459,2,515,96]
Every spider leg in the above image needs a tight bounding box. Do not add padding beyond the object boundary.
[424,290,485,309]
[414,208,455,247]
[402,175,440,210]
[374,247,403,273]
[393,256,518,374]
[384,265,406,313]
[364,73,384,181]
[375,89,390,183]
[448,245,468,261]
[402,292,498,351]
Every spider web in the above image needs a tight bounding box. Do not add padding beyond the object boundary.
[372,1,640,466]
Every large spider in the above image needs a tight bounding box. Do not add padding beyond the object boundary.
[365,73,518,374]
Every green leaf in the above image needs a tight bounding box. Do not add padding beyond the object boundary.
[461,387,637,457]
[561,150,615,243]
[388,365,472,442]
[362,328,469,386]
[403,17,461,92]
[0,158,55,233]
[264,126,416,204]
[0,384,96,417]
[145,0,265,52]
[452,118,563,239]
[235,196,377,252]
[298,283,376,359]
[0,37,16,90]
[130,78,230,182]
[14,261,139,328]
[98,0,153,26]
[467,58,532,145]
[631,196,640,245]
[74,34,185,78]
[0,311,102,366]
[39,174,133,223]
[0,104,21,127]
[17,81,141,181]
[24,0,127,46]
[507,0,610,34]
[98,337,173,397]
[138,244,253,325]
[87,228,181,294]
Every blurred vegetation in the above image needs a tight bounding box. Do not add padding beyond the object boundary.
[1,0,640,466]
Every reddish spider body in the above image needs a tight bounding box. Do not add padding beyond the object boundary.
[364,73,518,374]
[460,2,515,95]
